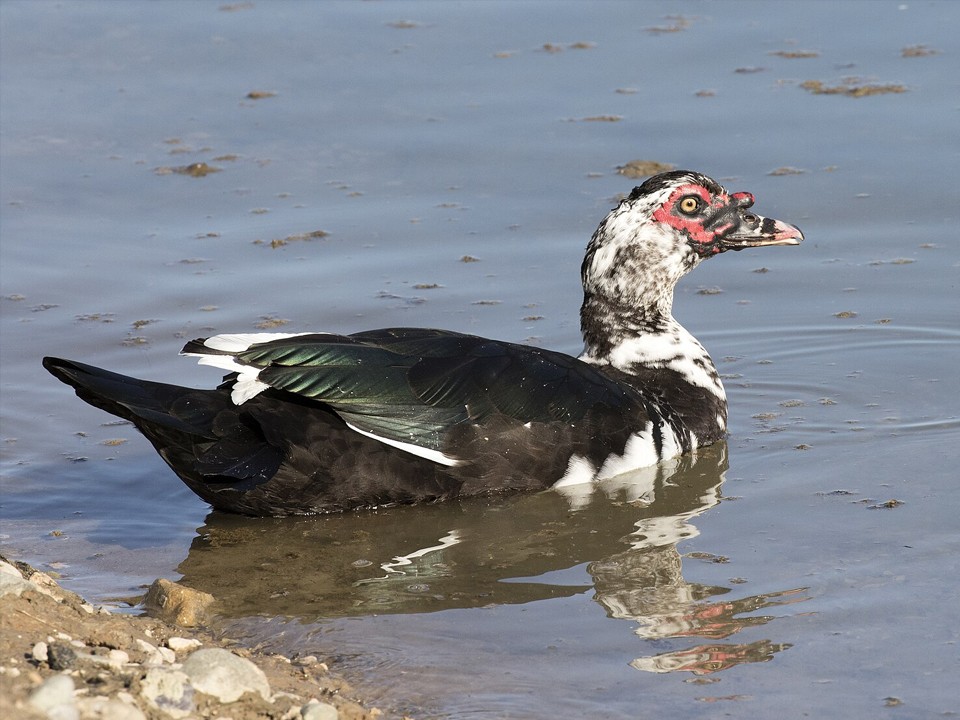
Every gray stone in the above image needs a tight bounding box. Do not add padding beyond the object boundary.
[48,641,78,670]
[29,673,79,720]
[140,667,193,719]
[181,647,270,703]
[301,700,339,720]
[0,561,35,597]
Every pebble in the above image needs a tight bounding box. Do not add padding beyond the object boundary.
[107,649,130,667]
[29,673,78,720]
[167,636,202,653]
[140,667,194,719]
[135,638,170,666]
[181,647,271,703]
[32,640,49,663]
[134,638,157,655]
[301,699,340,720]
[76,695,147,720]
[3,560,372,720]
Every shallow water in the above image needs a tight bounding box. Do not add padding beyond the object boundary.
[2,1,959,718]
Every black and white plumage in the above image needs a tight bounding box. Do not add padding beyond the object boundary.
[43,171,802,516]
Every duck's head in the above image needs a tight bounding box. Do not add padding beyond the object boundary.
[582,170,803,314]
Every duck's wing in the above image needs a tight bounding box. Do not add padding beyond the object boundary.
[181,328,644,464]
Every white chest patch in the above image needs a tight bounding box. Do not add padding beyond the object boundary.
[602,325,725,400]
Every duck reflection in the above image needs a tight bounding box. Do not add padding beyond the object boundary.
[174,442,803,674]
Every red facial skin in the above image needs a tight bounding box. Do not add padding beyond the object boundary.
[652,184,756,255]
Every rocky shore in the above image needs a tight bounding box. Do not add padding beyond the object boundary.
[0,556,384,720]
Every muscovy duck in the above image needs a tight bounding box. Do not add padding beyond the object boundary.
[44,171,802,516]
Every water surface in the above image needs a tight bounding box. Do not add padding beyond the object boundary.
[2,2,958,718]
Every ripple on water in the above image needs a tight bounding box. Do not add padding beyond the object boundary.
[707,323,960,446]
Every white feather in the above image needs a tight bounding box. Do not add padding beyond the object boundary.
[551,455,598,510]
[183,332,323,405]
[231,375,271,405]
[191,354,270,405]
[197,332,315,353]
[344,422,461,467]
[596,423,660,480]
[194,355,249,374]
[552,454,597,489]
[659,421,682,462]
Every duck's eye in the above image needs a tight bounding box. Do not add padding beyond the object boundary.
[678,196,701,215]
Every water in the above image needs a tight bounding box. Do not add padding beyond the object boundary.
[2,1,959,717]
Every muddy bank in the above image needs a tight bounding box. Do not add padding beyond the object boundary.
[0,556,382,720]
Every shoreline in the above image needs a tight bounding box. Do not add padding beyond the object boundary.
[0,554,383,720]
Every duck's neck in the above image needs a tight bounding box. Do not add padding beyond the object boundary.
[575,205,727,442]
[578,290,727,409]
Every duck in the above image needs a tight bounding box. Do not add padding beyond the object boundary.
[43,170,802,516]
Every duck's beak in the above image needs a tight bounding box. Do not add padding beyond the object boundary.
[715,191,803,251]
[721,214,804,250]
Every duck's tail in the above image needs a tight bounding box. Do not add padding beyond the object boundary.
[43,357,204,432]
[42,357,284,506]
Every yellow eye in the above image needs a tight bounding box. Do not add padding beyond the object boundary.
[678,196,701,214]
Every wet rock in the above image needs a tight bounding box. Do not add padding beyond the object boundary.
[29,673,78,720]
[301,699,340,720]
[181,647,270,703]
[142,578,214,627]
[139,667,193,718]
[47,641,78,670]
